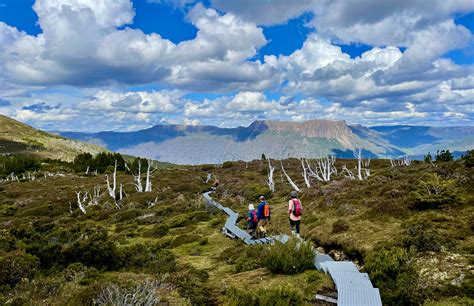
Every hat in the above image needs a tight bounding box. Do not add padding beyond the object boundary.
[248,204,255,210]
[290,191,298,198]
[259,196,265,201]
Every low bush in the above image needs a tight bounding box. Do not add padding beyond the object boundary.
[402,221,444,252]
[226,286,302,306]
[365,247,423,304]
[169,234,202,248]
[461,150,474,168]
[263,239,314,275]
[408,174,461,209]
[332,219,349,233]
[95,279,166,306]
[141,224,169,238]
[245,183,272,201]
[121,244,176,274]
[0,250,39,287]
[167,266,212,305]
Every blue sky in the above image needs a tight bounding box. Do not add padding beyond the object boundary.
[0,0,473,131]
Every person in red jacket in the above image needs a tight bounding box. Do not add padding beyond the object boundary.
[288,191,302,238]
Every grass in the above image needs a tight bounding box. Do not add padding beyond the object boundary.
[0,156,472,305]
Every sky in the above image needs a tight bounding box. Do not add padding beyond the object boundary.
[0,0,473,132]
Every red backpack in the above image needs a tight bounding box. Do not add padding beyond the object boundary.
[292,199,302,217]
[250,210,258,223]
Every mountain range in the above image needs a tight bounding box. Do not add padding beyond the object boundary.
[58,119,474,164]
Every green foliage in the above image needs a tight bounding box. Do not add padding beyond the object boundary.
[169,234,202,248]
[246,183,271,200]
[167,266,212,305]
[0,154,40,177]
[365,247,423,305]
[263,239,314,275]
[121,244,176,274]
[222,161,234,169]
[424,152,433,163]
[408,174,461,209]
[461,150,474,168]
[226,286,302,306]
[72,152,126,173]
[403,220,443,252]
[332,219,349,233]
[0,250,39,287]
[435,149,454,162]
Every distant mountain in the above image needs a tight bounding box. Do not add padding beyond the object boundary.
[0,114,105,161]
[56,119,472,164]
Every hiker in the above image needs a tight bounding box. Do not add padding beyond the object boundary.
[247,204,258,239]
[211,178,220,190]
[288,191,302,238]
[257,196,270,238]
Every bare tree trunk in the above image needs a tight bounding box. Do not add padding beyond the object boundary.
[145,160,152,192]
[342,165,355,179]
[75,191,88,214]
[265,159,275,192]
[301,158,311,188]
[134,160,143,192]
[106,160,117,199]
[281,162,300,192]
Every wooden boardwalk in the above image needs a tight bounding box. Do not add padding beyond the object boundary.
[203,191,382,305]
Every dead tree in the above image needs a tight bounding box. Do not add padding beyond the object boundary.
[354,149,370,180]
[341,164,355,179]
[75,191,88,214]
[145,160,152,192]
[146,197,158,208]
[265,159,275,192]
[305,159,323,181]
[281,162,300,192]
[134,159,144,192]
[90,184,101,205]
[205,173,212,184]
[301,158,311,188]
[106,160,117,200]
[311,156,336,182]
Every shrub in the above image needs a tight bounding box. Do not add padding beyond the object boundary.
[0,250,39,287]
[408,174,461,209]
[226,286,302,306]
[461,150,474,168]
[263,239,314,274]
[121,244,176,274]
[169,234,202,248]
[142,224,169,238]
[95,279,166,306]
[365,247,423,304]
[435,149,454,162]
[332,219,349,233]
[167,266,212,305]
[246,183,271,201]
[402,221,443,252]
[222,161,234,169]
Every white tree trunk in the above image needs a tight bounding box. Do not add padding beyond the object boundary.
[145,160,152,192]
[75,191,88,214]
[306,159,323,181]
[316,156,336,181]
[134,160,143,192]
[301,158,311,188]
[353,149,370,180]
[265,159,275,192]
[106,160,117,199]
[341,164,355,179]
[281,162,300,192]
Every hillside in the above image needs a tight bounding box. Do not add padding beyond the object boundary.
[59,120,473,164]
[0,154,472,305]
[0,115,105,161]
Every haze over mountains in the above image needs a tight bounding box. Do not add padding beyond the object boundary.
[59,119,474,165]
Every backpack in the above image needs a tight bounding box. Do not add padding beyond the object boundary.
[250,210,258,223]
[263,203,270,218]
[292,199,302,217]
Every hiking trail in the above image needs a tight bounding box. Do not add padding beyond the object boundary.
[203,190,382,306]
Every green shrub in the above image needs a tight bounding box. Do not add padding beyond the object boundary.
[246,183,271,201]
[226,286,302,306]
[222,161,234,169]
[402,221,443,252]
[142,224,169,238]
[170,234,202,248]
[365,247,423,305]
[0,250,39,287]
[167,266,212,305]
[435,149,454,162]
[408,174,461,209]
[263,239,314,275]
[332,219,349,233]
[121,244,176,273]
[461,150,474,168]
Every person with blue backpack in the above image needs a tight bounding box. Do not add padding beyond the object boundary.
[247,204,258,239]
[288,191,302,238]
[257,196,271,238]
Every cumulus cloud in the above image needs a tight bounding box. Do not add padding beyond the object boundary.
[0,1,271,92]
